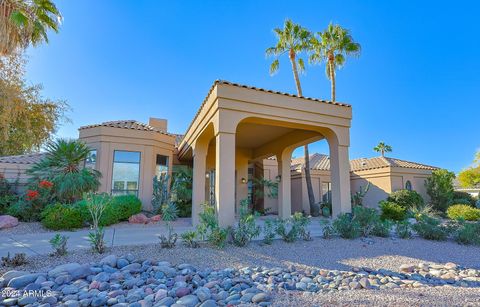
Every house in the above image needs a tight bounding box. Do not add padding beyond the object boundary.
[0,80,438,225]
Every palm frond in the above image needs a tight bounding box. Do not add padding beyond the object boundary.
[269,59,280,75]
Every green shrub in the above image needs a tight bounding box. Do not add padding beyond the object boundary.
[7,201,43,222]
[454,221,480,245]
[181,231,199,248]
[41,203,84,230]
[372,219,392,237]
[395,221,412,239]
[379,201,406,221]
[425,169,455,212]
[274,218,299,242]
[451,191,476,207]
[447,204,480,221]
[263,219,276,244]
[412,215,448,240]
[75,194,136,226]
[333,213,361,239]
[408,203,436,221]
[111,195,142,220]
[196,203,228,248]
[387,189,424,209]
[353,206,379,237]
[230,200,260,247]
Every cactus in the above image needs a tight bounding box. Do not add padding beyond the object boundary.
[351,182,370,207]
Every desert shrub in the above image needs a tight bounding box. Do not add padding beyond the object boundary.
[353,206,379,237]
[451,191,476,207]
[7,200,40,222]
[170,167,193,218]
[262,219,276,244]
[453,221,480,245]
[49,234,68,256]
[333,213,361,239]
[1,253,27,267]
[395,221,412,239]
[84,192,110,253]
[321,220,335,239]
[197,203,228,248]
[292,212,312,241]
[159,202,179,248]
[230,199,261,247]
[447,204,480,221]
[274,218,299,242]
[76,193,122,226]
[181,231,199,248]
[111,195,142,220]
[408,203,436,221]
[372,219,392,237]
[379,201,406,221]
[387,189,424,210]
[412,215,448,240]
[41,203,84,230]
[0,174,17,214]
[425,169,455,212]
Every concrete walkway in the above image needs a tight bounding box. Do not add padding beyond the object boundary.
[0,217,327,257]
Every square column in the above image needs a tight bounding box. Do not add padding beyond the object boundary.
[330,144,351,216]
[277,149,292,219]
[191,144,207,226]
[215,132,236,227]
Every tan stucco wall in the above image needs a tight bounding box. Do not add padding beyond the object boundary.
[350,170,392,208]
[0,163,31,192]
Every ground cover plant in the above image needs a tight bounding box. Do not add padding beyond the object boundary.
[447,204,480,221]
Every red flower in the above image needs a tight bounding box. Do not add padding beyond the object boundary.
[26,190,40,201]
[39,180,53,189]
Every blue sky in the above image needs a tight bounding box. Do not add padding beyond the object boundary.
[25,0,479,173]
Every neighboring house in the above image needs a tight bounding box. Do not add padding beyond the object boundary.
[454,179,480,198]
[0,80,438,225]
[0,153,47,192]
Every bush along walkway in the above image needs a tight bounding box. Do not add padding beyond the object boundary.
[1,254,480,307]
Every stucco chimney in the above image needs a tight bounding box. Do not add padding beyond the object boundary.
[149,118,168,132]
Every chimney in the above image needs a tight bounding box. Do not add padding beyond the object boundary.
[149,118,168,132]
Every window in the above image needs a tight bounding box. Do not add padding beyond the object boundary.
[155,154,169,177]
[84,149,97,169]
[322,182,332,203]
[111,150,141,196]
[405,180,412,191]
[247,167,254,205]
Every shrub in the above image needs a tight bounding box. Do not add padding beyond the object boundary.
[88,228,106,254]
[292,212,312,241]
[333,213,361,239]
[262,219,276,244]
[274,218,299,243]
[408,203,436,221]
[7,201,41,222]
[1,253,27,267]
[49,234,68,256]
[387,189,424,210]
[452,191,476,206]
[158,202,179,248]
[425,169,455,212]
[84,192,109,253]
[41,203,84,230]
[412,215,448,240]
[230,199,260,247]
[453,221,480,245]
[379,201,406,221]
[197,203,228,248]
[209,228,228,248]
[321,220,335,239]
[111,195,142,220]
[76,194,123,227]
[447,204,480,221]
[372,220,392,237]
[395,221,412,239]
[353,206,378,237]
[181,231,199,248]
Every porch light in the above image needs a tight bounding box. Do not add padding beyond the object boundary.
[276,175,281,182]
[241,177,247,184]
[205,172,210,179]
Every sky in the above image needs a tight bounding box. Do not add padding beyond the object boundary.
[25,0,479,173]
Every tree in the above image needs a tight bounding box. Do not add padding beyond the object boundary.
[458,150,480,188]
[0,0,61,56]
[310,23,360,102]
[373,142,392,157]
[28,139,101,203]
[425,169,455,212]
[0,52,67,155]
[266,19,318,215]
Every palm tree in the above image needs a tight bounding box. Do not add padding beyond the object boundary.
[373,142,392,157]
[0,0,62,56]
[310,23,360,101]
[28,139,101,203]
[266,19,318,215]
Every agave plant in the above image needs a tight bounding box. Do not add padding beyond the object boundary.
[28,139,101,203]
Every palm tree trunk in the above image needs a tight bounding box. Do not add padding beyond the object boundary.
[289,50,316,215]
[330,60,336,102]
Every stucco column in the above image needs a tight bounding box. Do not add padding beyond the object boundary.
[192,143,207,226]
[277,148,293,219]
[215,132,236,227]
[330,144,351,216]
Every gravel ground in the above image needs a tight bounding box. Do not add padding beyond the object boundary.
[0,222,52,235]
[2,237,480,306]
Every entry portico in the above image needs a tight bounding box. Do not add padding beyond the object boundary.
[178,80,352,226]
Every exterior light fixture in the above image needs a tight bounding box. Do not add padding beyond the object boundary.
[276,175,281,182]
[205,172,210,179]
[241,177,247,184]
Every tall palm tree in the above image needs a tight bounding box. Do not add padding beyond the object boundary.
[266,19,318,215]
[373,142,392,157]
[0,0,62,56]
[310,23,360,102]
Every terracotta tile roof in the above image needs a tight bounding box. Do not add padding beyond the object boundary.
[180,80,351,149]
[79,120,174,136]
[0,153,46,165]
[291,154,438,172]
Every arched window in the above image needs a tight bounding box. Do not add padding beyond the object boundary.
[405,180,412,191]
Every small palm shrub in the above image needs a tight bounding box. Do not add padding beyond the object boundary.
[395,221,412,239]
[41,203,84,230]
[409,203,436,221]
[197,203,228,248]
[453,221,480,245]
[49,234,68,256]
[387,189,424,210]
[181,231,199,248]
[412,215,448,240]
[333,213,361,239]
[379,201,406,221]
[230,199,260,247]
[262,219,276,244]
[447,204,480,221]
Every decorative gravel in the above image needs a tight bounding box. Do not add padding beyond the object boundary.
[0,222,53,235]
[1,238,480,306]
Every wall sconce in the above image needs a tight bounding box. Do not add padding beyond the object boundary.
[205,172,210,179]
[241,177,247,184]
[275,175,281,182]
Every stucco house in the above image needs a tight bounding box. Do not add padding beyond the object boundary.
[0,80,438,226]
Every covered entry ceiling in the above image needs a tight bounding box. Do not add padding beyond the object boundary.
[235,122,293,148]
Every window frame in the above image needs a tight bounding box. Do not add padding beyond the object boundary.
[111,150,141,196]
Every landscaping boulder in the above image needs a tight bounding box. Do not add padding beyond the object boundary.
[150,215,162,222]
[128,213,149,224]
[0,215,19,229]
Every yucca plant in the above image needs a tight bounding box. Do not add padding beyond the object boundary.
[159,202,179,248]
